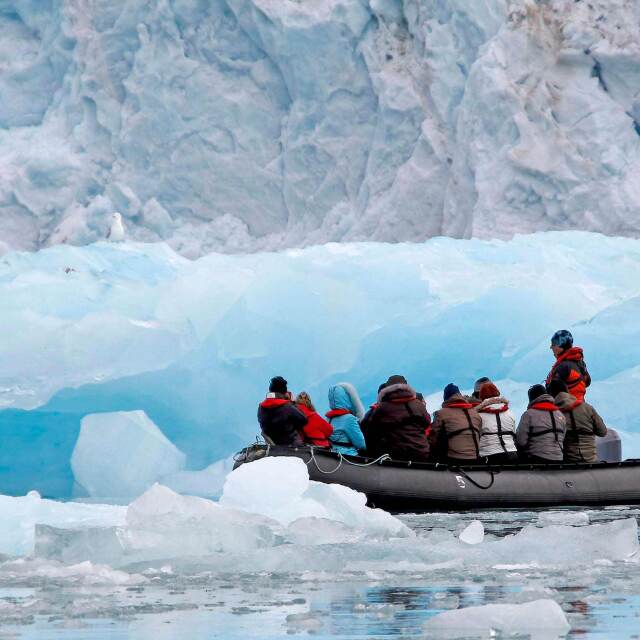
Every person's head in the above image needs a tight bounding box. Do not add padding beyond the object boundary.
[269,376,288,395]
[385,374,408,387]
[295,391,315,411]
[479,382,501,401]
[528,384,547,403]
[443,383,460,402]
[550,329,573,357]
[546,379,568,398]
[472,376,491,399]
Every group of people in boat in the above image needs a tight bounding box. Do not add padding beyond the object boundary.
[257,330,607,465]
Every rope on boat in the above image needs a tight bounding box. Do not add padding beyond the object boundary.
[306,448,391,474]
[451,466,496,490]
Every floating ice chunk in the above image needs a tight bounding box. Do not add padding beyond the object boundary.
[459,520,484,544]
[424,599,570,638]
[537,511,590,527]
[71,411,187,498]
[123,484,281,560]
[0,492,125,557]
[221,457,411,538]
[0,558,145,585]
[220,457,311,522]
[468,518,639,566]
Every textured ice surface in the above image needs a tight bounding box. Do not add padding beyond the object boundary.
[35,459,411,567]
[424,599,570,638]
[0,491,125,557]
[1,1,640,256]
[459,520,484,545]
[71,411,186,498]
[1,232,640,495]
[220,457,410,536]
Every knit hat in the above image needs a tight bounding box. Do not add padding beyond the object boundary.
[479,382,500,401]
[473,377,491,395]
[546,379,568,398]
[269,376,288,394]
[528,384,547,403]
[443,383,460,402]
[386,374,408,386]
[551,329,573,350]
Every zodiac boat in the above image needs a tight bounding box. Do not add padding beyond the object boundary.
[233,439,639,512]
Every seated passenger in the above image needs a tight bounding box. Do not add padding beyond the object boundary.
[363,375,431,461]
[516,384,566,463]
[476,382,518,464]
[429,384,482,464]
[546,330,591,403]
[547,380,607,463]
[326,382,366,456]
[360,383,387,440]
[257,376,307,446]
[295,391,333,448]
[469,376,492,406]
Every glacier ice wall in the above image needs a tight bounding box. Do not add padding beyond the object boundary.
[2,231,640,496]
[1,0,640,257]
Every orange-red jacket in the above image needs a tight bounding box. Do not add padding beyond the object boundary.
[296,404,333,447]
[546,346,591,403]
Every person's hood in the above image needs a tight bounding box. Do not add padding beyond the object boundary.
[476,397,509,412]
[328,382,365,419]
[528,393,559,410]
[554,391,579,410]
[378,383,416,403]
[557,346,584,362]
[442,393,474,409]
[260,398,290,409]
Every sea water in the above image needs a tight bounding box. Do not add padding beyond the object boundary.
[1,506,639,639]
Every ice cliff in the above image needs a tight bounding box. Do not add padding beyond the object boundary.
[1,0,640,257]
[2,231,640,496]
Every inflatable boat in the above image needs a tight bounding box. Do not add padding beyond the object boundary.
[233,442,640,512]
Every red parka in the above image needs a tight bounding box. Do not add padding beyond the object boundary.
[546,346,591,403]
[296,404,333,447]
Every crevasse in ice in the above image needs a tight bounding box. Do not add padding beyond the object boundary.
[1,1,639,256]
[1,231,640,496]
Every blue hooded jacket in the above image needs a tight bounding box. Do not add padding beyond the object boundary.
[327,383,366,456]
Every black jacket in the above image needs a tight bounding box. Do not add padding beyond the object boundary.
[257,396,307,446]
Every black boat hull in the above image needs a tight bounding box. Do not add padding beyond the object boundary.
[234,445,640,512]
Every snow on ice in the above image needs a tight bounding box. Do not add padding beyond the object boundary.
[1,1,640,256]
[1,232,640,495]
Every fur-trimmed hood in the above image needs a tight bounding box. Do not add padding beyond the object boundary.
[378,383,416,403]
[476,396,509,412]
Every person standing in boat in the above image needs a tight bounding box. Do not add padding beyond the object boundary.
[326,383,366,456]
[429,384,482,464]
[295,391,334,448]
[476,382,518,464]
[546,330,591,403]
[516,384,566,463]
[547,379,607,463]
[361,375,431,461]
[257,376,307,446]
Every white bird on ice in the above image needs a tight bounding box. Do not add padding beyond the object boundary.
[106,212,125,242]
